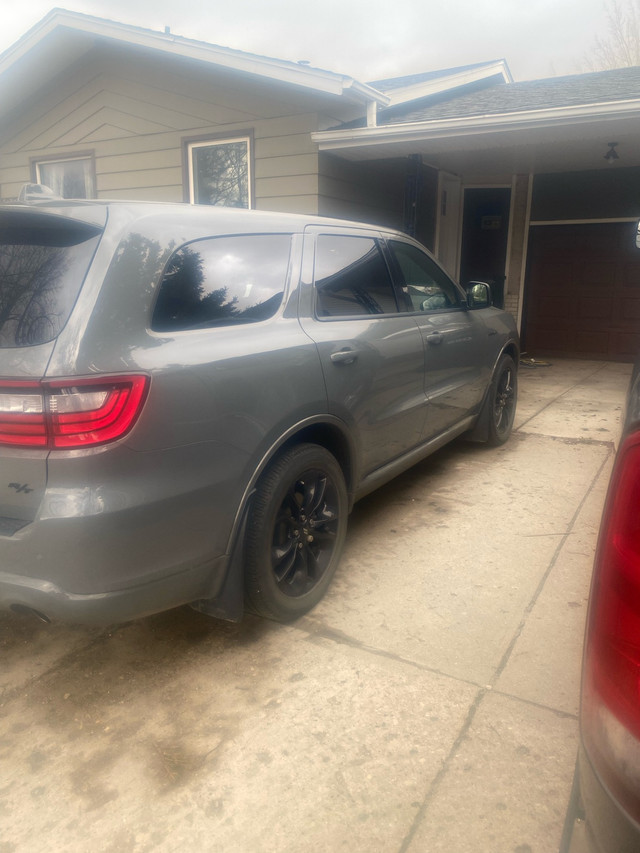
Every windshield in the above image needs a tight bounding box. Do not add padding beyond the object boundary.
[0,214,101,348]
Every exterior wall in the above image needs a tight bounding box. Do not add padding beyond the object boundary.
[317,153,406,228]
[0,46,358,213]
[317,154,438,248]
[531,167,640,222]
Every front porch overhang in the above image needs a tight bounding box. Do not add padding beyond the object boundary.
[313,100,640,177]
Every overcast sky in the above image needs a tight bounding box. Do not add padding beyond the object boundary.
[1,0,611,82]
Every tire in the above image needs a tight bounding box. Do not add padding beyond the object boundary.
[244,443,348,621]
[486,354,518,446]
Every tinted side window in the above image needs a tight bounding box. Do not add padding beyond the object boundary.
[315,235,398,317]
[390,241,461,312]
[152,234,291,331]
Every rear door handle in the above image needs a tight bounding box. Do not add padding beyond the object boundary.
[330,348,359,365]
[426,332,443,346]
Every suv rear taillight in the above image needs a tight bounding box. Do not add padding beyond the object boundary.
[582,429,640,820]
[0,375,149,449]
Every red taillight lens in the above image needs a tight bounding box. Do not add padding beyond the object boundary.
[582,429,640,819]
[0,375,149,449]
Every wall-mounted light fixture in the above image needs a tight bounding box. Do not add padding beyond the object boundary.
[604,142,619,162]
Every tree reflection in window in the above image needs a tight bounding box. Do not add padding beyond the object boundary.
[189,140,250,208]
[152,235,291,332]
[0,231,100,347]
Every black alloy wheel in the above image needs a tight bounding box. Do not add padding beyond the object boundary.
[245,443,348,621]
[488,354,518,445]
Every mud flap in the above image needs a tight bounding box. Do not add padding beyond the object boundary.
[190,497,253,622]
[466,391,491,443]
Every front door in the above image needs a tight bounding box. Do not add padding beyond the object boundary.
[299,231,428,476]
[387,239,491,437]
[459,187,511,308]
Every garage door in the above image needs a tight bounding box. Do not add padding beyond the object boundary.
[524,222,640,361]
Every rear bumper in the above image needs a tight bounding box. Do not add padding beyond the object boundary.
[0,441,247,624]
[0,555,226,625]
[561,745,640,853]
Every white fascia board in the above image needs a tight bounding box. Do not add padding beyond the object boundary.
[0,9,389,106]
[313,98,640,149]
[386,60,512,106]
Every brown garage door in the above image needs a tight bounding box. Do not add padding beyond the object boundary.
[523,222,640,361]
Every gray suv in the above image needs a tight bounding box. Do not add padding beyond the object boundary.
[0,198,519,625]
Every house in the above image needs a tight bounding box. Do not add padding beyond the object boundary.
[1,9,640,360]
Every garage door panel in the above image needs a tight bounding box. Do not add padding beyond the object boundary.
[532,295,573,324]
[577,297,613,321]
[532,262,572,290]
[574,330,611,354]
[526,327,571,352]
[525,222,639,361]
[610,331,640,360]
[615,297,640,323]
[619,261,640,287]
[579,262,615,288]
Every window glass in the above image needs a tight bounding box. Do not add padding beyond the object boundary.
[390,241,461,312]
[0,213,101,347]
[189,139,250,208]
[314,236,398,317]
[36,158,94,199]
[152,234,290,331]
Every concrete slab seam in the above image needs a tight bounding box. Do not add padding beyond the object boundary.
[298,621,484,689]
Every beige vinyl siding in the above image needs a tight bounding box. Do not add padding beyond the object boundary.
[0,46,339,211]
[318,153,406,228]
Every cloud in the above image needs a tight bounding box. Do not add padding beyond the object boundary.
[1,0,609,81]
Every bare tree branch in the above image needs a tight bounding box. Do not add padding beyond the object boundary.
[584,0,640,70]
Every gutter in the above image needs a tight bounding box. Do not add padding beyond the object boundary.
[312,97,640,148]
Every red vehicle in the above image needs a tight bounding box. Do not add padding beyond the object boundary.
[561,226,640,851]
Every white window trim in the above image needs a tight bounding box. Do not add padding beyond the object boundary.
[187,137,252,208]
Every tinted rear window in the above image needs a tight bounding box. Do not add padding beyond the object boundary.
[0,217,101,347]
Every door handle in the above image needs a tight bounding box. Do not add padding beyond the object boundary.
[426,332,443,346]
[330,348,359,365]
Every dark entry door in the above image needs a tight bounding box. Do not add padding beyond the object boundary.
[459,187,511,308]
[523,222,640,361]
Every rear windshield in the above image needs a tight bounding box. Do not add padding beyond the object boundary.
[0,215,101,347]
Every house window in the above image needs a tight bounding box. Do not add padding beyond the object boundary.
[188,138,251,208]
[35,157,94,199]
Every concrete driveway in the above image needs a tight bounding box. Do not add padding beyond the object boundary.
[0,358,632,853]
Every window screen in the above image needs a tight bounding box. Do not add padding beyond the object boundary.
[314,235,398,317]
[152,234,291,331]
[390,241,461,312]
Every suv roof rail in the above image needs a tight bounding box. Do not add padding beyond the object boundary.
[17,183,63,204]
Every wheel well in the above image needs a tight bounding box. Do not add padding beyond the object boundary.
[503,342,520,365]
[280,424,355,498]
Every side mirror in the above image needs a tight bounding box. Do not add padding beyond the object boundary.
[465,281,492,309]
